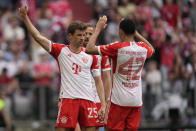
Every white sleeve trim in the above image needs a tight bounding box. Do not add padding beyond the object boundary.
[91,69,101,77]
[98,46,102,56]
[49,41,52,53]
[102,68,111,71]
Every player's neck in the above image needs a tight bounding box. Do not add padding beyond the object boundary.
[122,36,134,42]
[69,44,82,53]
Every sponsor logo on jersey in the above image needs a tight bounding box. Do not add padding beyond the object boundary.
[61,116,68,124]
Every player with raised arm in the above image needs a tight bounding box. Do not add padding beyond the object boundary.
[85,16,155,131]
[84,23,112,130]
[19,5,106,131]
[84,23,112,102]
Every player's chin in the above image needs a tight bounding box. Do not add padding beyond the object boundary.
[79,42,83,46]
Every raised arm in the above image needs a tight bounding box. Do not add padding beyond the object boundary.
[134,31,155,54]
[18,5,50,52]
[85,16,107,55]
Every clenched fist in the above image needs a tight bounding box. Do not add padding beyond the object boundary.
[18,5,28,18]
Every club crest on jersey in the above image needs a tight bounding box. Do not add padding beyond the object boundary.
[82,57,88,63]
[68,54,71,57]
[61,116,68,124]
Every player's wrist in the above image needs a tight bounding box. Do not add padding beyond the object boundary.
[101,102,106,107]
[21,14,28,20]
[95,27,102,32]
[134,31,140,38]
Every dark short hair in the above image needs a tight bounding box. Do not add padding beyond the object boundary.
[85,23,94,29]
[119,18,136,35]
[67,21,86,35]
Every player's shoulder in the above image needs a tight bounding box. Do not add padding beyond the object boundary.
[105,41,130,49]
[81,47,95,58]
[135,41,145,45]
[52,42,67,46]
[135,41,149,48]
[51,42,68,48]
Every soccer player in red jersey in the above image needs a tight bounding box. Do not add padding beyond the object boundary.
[19,5,106,131]
[84,23,112,103]
[74,23,112,131]
[84,24,112,130]
[86,16,155,131]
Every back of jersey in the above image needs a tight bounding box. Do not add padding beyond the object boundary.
[98,41,153,107]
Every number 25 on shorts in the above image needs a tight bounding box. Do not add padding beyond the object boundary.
[88,107,98,118]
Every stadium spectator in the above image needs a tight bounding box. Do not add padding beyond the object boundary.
[160,34,175,91]
[117,0,136,18]
[186,53,196,115]
[37,8,53,38]
[0,33,7,51]
[161,0,181,29]
[145,60,162,117]
[32,48,55,119]
[0,51,7,74]
[86,16,154,131]
[190,0,196,31]
[151,92,187,124]
[15,59,34,95]
[136,0,152,22]
[150,17,166,48]
[3,16,25,47]
[105,9,121,43]
[4,41,26,62]
[47,0,72,29]
[0,91,11,131]
[168,55,186,95]
[33,48,55,86]
[18,5,106,130]
[0,67,20,97]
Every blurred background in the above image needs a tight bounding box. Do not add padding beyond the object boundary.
[0,0,196,130]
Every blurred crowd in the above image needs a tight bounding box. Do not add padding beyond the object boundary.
[1,0,196,130]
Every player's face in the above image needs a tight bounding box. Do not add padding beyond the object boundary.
[84,27,94,47]
[70,29,86,47]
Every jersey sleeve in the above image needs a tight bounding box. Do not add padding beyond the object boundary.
[49,42,66,59]
[91,55,100,77]
[97,42,120,57]
[137,42,153,58]
[101,56,111,71]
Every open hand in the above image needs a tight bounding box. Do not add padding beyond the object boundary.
[18,5,28,18]
[96,15,107,31]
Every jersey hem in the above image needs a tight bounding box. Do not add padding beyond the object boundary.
[111,101,143,108]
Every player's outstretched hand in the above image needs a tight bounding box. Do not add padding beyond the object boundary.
[18,5,28,18]
[98,105,106,122]
[96,15,107,31]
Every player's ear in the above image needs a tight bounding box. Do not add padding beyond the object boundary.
[119,29,124,39]
[68,33,73,40]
